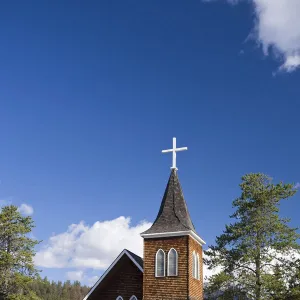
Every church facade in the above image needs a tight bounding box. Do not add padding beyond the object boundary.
[83,141,205,300]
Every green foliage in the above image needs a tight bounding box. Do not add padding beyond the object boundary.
[204,173,300,300]
[0,205,90,300]
[204,272,248,299]
[29,277,90,300]
[7,290,41,300]
[0,205,40,300]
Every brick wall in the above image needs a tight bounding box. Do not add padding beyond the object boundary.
[143,236,189,300]
[188,236,203,300]
[88,254,143,300]
[143,235,204,300]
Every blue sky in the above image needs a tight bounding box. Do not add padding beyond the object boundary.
[0,0,300,285]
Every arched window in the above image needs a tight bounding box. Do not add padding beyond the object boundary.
[192,251,197,279]
[129,296,138,300]
[116,297,123,300]
[167,248,178,276]
[196,253,200,280]
[192,251,200,280]
[155,249,165,277]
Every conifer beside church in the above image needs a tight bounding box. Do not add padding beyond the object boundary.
[0,205,40,300]
[205,173,300,300]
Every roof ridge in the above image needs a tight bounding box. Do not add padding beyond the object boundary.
[83,249,143,300]
[172,172,192,231]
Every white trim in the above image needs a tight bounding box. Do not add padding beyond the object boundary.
[155,249,166,277]
[192,251,196,278]
[129,296,138,300]
[125,251,143,273]
[167,248,178,276]
[192,251,200,280]
[83,249,143,300]
[116,297,123,300]
[141,230,206,246]
[196,253,200,280]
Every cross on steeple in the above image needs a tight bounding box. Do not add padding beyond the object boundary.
[162,137,188,170]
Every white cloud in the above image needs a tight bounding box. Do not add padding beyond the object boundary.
[18,203,34,216]
[86,275,99,286]
[65,271,99,286]
[66,270,84,281]
[35,216,152,270]
[279,55,300,72]
[0,200,34,216]
[294,182,300,189]
[203,252,223,281]
[207,0,300,72]
[203,247,300,285]
[36,215,218,284]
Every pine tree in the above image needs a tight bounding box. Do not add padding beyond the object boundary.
[205,173,300,300]
[0,205,40,299]
[28,277,90,300]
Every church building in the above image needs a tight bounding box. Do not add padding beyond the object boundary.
[83,138,205,300]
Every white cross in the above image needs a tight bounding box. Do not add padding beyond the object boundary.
[162,137,188,170]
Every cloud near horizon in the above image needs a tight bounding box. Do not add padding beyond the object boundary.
[206,0,300,72]
[35,217,152,285]
[35,216,218,286]
[294,182,300,189]
[0,200,34,216]
[18,203,34,216]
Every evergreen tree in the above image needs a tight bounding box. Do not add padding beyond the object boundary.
[205,173,300,300]
[0,205,90,299]
[29,277,90,300]
[0,205,40,300]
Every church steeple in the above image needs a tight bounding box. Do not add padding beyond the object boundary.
[141,138,205,300]
[141,169,196,235]
[141,137,205,245]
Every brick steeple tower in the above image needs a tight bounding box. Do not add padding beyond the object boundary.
[141,168,205,300]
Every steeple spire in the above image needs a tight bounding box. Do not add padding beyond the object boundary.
[141,169,196,235]
[141,137,205,245]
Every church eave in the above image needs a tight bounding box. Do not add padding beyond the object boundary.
[141,230,206,246]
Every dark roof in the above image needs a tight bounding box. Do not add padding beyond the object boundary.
[141,169,196,235]
[83,249,143,300]
[125,249,143,269]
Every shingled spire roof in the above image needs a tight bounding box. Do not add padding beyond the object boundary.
[141,169,197,235]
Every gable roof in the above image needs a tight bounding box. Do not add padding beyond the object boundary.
[141,169,196,235]
[126,249,143,269]
[83,249,143,300]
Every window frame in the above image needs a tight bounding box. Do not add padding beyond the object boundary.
[167,248,178,276]
[192,251,200,280]
[155,249,166,277]
[196,253,200,280]
[129,296,138,300]
[116,297,123,300]
[192,251,196,278]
